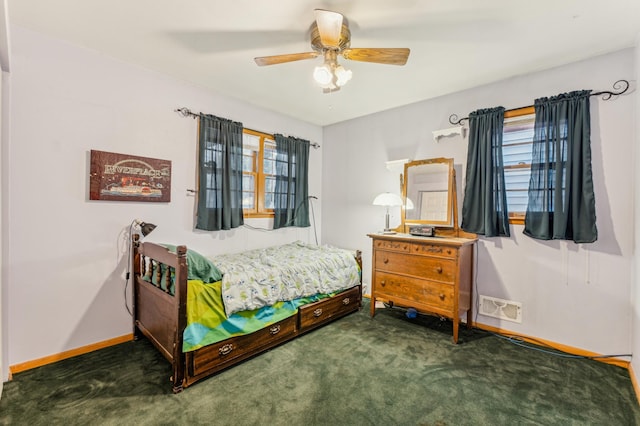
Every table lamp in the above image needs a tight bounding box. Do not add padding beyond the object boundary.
[373,192,403,234]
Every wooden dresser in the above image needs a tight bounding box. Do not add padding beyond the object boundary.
[368,233,476,343]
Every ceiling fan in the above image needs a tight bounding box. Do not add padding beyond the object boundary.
[254,9,410,93]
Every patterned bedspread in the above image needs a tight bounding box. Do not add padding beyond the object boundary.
[211,241,361,316]
[183,280,337,352]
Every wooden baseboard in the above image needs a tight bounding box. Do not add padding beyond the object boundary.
[630,364,640,406]
[9,334,134,376]
[473,322,630,369]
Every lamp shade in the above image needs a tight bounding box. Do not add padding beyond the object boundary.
[373,192,403,207]
[405,197,414,210]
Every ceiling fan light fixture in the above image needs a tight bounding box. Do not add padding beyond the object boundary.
[334,65,352,87]
[313,64,333,86]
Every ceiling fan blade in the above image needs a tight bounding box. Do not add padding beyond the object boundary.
[314,9,344,48]
[342,48,410,65]
[254,52,320,66]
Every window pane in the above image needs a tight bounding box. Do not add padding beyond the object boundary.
[265,176,276,192]
[264,158,275,175]
[506,191,529,214]
[243,175,255,190]
[242,154,255,172]
[242,192,255,209]
[243,133,260,150]
[503,113,534,215]
[504,169,531,190]
[503,144,532,167]
[264,143,277,175]
[264,141,276,159]
[265,192,274,209]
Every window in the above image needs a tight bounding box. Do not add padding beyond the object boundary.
[502,107,534,224]
[242,129,277,217]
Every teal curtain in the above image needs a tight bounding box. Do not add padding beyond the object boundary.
[461,106,510,237]
[196,114,244,231]
[273,134,310,229]
[523,90,596,243]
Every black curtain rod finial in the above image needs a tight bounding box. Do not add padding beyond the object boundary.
[449,114,467,126]
[592,79,630,100]
[175,107,198,119]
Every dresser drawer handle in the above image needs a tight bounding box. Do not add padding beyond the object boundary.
[439,293,446,301]
[342,297,351,305]
[380,280,386,287]
[313,308,323,317]
[436,266,443,273]
[383,258,389,264]
[269,325,281,335]
[219,343,234,356]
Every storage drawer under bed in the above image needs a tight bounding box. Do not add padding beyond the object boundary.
[190,314,297,377]
[299,286,361,332]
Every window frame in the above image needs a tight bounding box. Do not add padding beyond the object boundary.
[242,128,276,218]
[502,106,535,225]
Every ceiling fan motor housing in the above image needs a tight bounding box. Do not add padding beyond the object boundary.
[310,22,351,52]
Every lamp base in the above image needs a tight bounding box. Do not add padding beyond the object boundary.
[382,229,397,235]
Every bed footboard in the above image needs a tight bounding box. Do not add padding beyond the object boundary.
[132,235,188,393]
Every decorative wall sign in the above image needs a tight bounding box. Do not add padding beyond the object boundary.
[90,150,171,202]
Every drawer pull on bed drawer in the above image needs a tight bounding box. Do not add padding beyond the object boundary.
[313,308,323,317]
[219,344,234,356]
[342,297,351,305]
[269,325,281,335]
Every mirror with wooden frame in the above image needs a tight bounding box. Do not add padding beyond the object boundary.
[399,157,460,234]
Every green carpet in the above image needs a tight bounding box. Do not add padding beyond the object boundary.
[1,301,639,425]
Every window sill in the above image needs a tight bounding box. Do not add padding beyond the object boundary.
[244,213,274,219]
[509,216,525,225]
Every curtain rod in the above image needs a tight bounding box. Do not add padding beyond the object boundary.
[448,79,630,126]
[174,107,321,149]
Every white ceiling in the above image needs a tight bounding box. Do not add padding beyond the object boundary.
[8,0,640,126]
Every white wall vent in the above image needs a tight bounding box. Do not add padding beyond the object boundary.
[479,295,522,323]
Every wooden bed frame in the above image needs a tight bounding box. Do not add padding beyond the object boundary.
[131,235,363,393]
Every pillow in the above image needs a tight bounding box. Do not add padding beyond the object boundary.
[161,244,222,283]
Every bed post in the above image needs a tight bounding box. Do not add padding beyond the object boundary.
[171,245,188,394]
[131,234,141,340]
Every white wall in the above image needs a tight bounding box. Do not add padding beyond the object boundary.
[3,25,323,377]
[632,34,640,396]
[323,49,636,357]
[0,0,10,396]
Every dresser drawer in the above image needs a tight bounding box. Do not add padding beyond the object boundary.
[375,272,454,310]
[299,286,361,331]
[191,315,296,376]
[375,251,456,282]
[374,239,411,253]
[411,243,457,259]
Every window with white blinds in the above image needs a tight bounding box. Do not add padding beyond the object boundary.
[502,112,535,220]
